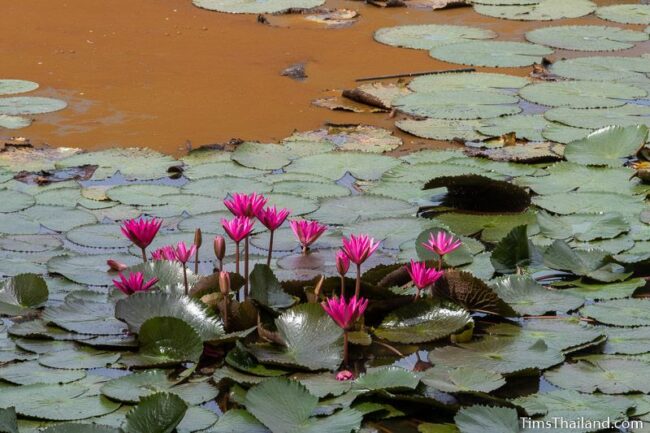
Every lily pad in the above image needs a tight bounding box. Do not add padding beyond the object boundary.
[0,273,48,315]
[525,25,648,51]
[283,125,401,153]
[65,224,132,249]
[551,55,650,82]
[248,303,343,371]
[429,41,553,67]
[474,0,596,21]
[249,264,295,310]
[537,211,630,241]
[421,366,505,393]
[137,317,204,364]
[56,148,176,180]
[373,24,496,50]
[434,211,536,243]
[477,114,547,142]
[544,240,630,282]
[285,152,400,181]
[580,298,650,326]
[545,357,650,394]
[544,105,650,129]
[115,291,224,341]
[39,347,121,369]
[396,118,485,141]
[0,96,67,115]
[394,90,520,119]
[0,361,86,385]
[564,125,648,167]
[533,191,644,216]
[519,81,646,108]
[123,392,187,433]
[193,0,325,14]
[491,275,583,315]
[231,143,291,170]
[455,405,519,433]
[43,298,126,335]
[408,72,529,93]
[309,195,414,225]
[0,79,39,95]
[0,190,34,213]
[47,254,139,286]
[596,4,650,25]
[374,299,472,344]
[601,326,650,354]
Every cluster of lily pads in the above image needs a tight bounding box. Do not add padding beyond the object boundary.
[0,116,650,432]
[0,79,67,130]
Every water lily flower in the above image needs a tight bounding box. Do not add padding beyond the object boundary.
[341,234,380,298]
[256,206,291,266]
[222,216,255,243]
[214,235,226,272]
[224,192,268,218]
[120,217,162,262]
[173,241,197,264]
[113,272,158,295]
[322,296,368,367]
[335,250,350,297]
[405,260,444,299]
[107,259,128,272]
[151,245,176,261]
[422,231,461,257]
[336,370,354,381]
[290,219,327,254]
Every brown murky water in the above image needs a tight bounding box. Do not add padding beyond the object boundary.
[1,0,646,155]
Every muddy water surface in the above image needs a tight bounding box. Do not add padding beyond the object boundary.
[1,0,646,155]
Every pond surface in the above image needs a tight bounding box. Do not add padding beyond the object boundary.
[1,0,645,155]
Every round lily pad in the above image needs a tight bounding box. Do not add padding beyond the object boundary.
[66,224,131,249]
[192,0,325,14]
[0,361,86,385]
[39,348,121,370]
[285,152,400,181]
[490,275,584,315]
[124,392,187,433]
[580,298,650,326]
[519,81,646,108]
[544,105,650,129]
[21,206,97,232]
[309,195,415,225]
[0,190,34,213]
[231,142,291,170]
[533,191,644,215]
[596,4,650,25]
[421,365,505,393]
[545,357,650,394]
[373,24,496,50]
[262,193,319,216]
[271,180,350,199]
[42,298,127,335]
[429,41,553,67]
[474,0,596,21]
[564,125,648,167]
[408,72,529,93]
[525,25,648,51]
[542,122,591,144]
[0,114,32,129]
[550,55,650,82]
[477,114,548,141]
[182,176,272,198]
[138,317,204,364]
[394,90,520,120]
[183,160,266,180]
[47,253,139,286]
[0,79,39,95]
[106,184,179,206]
[56,148,176,180]
[396,118,485,141]
[0,96,67,115]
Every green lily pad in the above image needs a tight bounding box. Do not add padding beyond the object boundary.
[580,298,650,326]
[47,253,139,286]
[0,273,48,316]
[354,366,420,391]
[474,0,596,21]
[551,55,650,82]
[491,275,583,315]
[429,336,564,374]
[601,326,650,354]
[20,205,97,232]
[183,160,265,181]
[249,264,296,310]
[374,299,472,344]
[455,405,519,433]
[285,152,400,181]
[0,361,86,385]
[309,195,415,225]
[56,148,176,180]
[182,176,271,198]
[248,303,343,371]
[0,96,67,115]
[43,298,126,335]
[394,90,520,120]
[490,225,540,273]
[100,370,217,405]
[8,319,94,341]
[533,191,644,216]
[0,407,17,433]
[283,125,401,153]
[564,125,648,167]
[537,211,630,241]
[519,81,645,108]
[434,211,536,243]
[477,114,547,142]
[230,143,291,170]
[558,278,645,300]
[66,224,132,249]
[115,291,224,341]
[544,240,630,282]
[137,317,203,364]
[39,347,121,370]
[244,378,362,433]
[207,409,269,433]
[0,79,39,95]
[42,424,121,433]
[596,4,650,25]
[345,217,436,250]
[176,406,218,433]
[373,24,496,50]
[0,383,120,420]
[123,392,187,433]
[261,193,319,216]
[271,180,349,199]
[544,105,650,129]
[541,122,592,144]
[429,41,553,67]
[421,366,505,393]
[193,0,325,14]
[396,118,485,141]
[0,189,34,213]
[525,25,648,51]
[0,114,31,129]
[545,357,650,394]
[408,72,528,93]
[106,185,179,206]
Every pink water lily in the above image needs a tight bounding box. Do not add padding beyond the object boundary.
[322,295,368,368]
[405,260,444,299]
[222,216,255,243]
[422,231,462,257]
[151,245,176,261]
[214,235,226,272]
[290,219,327,254]
[257,206,291,266]
[224,192,268,218]
[113,272,158,295]
[342,234,380,298]
[336,370,354,381]
[173,241,197,264]
[335,250,350,297]
[107,259,128,272]
[120,217,162,262]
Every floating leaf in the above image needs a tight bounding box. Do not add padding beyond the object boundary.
[394,90,520,119]
[283,125,401,153]
[474,0,596,21]
[596,4,650,25]
[551,55,650,82]
[396,118,484,141]
[408,72,528,93]
[454,405,519,433]
[43,298,126,335]
[545,357,650,394]
[249,264,296,310]
[544,240,630,282]
[558,278,645,301]
[0,361,86,385]
[519,81,645,109]
[39,347,121,370]
[245,378,362,433]
[580,298,650,326]
[429,41,553,67]
[0,79,39,95]
[544,105,650,129]
[0,190,34,213]
[123,392,187,433]
[56,148,176,180]
[248,303,343,371]
[137,317,203,364]
[115,291,224,341]
[285,153,400,181]
[564,125,648,167]
[310,195,414,225]
[492,275,583,315]
[477,114,547,142]
[373,24,496,50]
[0,273,48,315]
[434,211,536,243]
[601,326,650,354]
[0,114,31,129]
[193,0,325,14]
[525,25,648,51]
[354,366,420,391]
[490,225,540,274]
[374,299,472,344]
[231,143,292,170]
[537,211,629,242]
[421,366,505,393]
[533,191,644,216]
[0,96,67,115]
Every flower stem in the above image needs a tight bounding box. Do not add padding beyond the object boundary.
[218,258,223,273]
[343,331,349,368]
[141,247,147,263]
[340,275,346,298]
[235,242,240,276]
[182,264,189,295]
[194,246,199,274]
[222,298,229,331]
[244,236,250,300]
[267,230,274,267]
[354,263,361,298]
[302,245,308,255]
[438,257,442,271]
